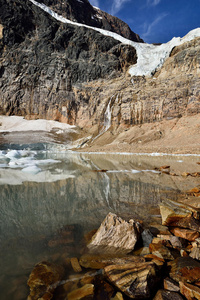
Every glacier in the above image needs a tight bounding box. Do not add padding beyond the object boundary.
[29,0,200,77]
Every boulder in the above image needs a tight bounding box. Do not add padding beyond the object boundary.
[159,199,200,227]
[87,213,140,255]
[141,229,154,247]
[179,281,200,300]
[27,261,64,300]
[164,277,180,292]
[168,257,200,285]
[171,227,199,242]
[104,261,160,299]
[149,243,175,260]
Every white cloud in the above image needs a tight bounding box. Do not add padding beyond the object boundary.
[147,0,161,6]
[89,0,100,7]
[110,0,131,15]
[142,13,168,39]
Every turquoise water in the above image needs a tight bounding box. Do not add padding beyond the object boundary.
[0,141,199,299]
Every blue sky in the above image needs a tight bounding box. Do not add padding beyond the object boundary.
[89,0,200,43]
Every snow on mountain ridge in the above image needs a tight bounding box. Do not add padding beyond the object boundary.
[29,0,200,76]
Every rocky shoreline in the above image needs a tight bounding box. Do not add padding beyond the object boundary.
[27,196,200,299]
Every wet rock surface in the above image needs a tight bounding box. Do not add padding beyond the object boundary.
[26,202,200,299]
[27,261,65,299]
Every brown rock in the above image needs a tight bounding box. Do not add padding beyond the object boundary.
[80,271,97,286]
[67,284,94,300]
[87,213,139,255]
[70,257,82,273]
[27,261,65,300]
[153,234,186,249]
[180,249,189,257]
[149,224,171,236]
[93,278,114,299]
[164,277,180,292]
[79,254,145,269]
[171,227,199,242]
[190,247,200,260]
[104,262,159,299]
[133,247,150,256]
[149,243,174,260]
[159,199,200,227]
[111,292,124,300]
[153,289,184,300]
[182,172,191,177]
[173,215,200,232]
[168,257,200,284]
[144,254,165,263]
[186,187,200,196]
[179,281,200,300]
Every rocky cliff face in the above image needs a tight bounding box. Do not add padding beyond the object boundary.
[0,0,199,149]
[0,0,137,121]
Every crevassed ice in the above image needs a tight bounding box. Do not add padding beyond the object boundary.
[29,0,200,76]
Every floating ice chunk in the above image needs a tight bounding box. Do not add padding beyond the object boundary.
[22,166,41,174]
[5,150,21,159]
[34,159,61,165]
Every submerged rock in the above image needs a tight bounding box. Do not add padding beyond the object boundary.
[27,261,64,300]
[79,254,145,269]
[67,284,94,300]
[87,212,140,255]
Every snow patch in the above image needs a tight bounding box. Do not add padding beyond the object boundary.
[29,0,200,76]
[0,116,76,132]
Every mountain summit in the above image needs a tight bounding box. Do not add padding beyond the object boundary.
[35,0,143,42]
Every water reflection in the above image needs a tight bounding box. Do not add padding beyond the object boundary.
[0,146,200,299]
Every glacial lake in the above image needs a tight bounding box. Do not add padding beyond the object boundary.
[0,137,200,299]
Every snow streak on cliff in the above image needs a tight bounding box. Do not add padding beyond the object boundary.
[29,0,200,76]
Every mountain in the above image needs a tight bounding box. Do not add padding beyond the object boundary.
[0,0,200,153]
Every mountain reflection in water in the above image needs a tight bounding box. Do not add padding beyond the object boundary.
[0,143,200,299]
